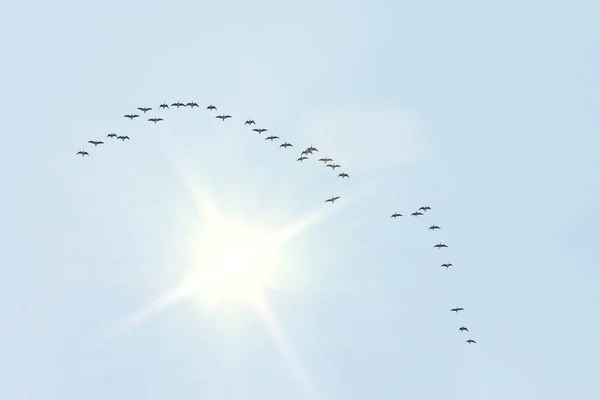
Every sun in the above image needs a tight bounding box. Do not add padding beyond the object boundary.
[183,215,283,308]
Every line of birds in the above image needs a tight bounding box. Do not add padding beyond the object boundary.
[75,101,349,205]
[390,206,477,344]
[76,99,476,345]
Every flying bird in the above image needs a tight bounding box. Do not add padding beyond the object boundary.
[124,114,139,120]
[216,114,232,121]
[280,142,293,148]
[159,103,169,109]
[411,211,424,217]
[419,206,431,212]
[441,263,453,268]
[137,107,152,113]
[107,133,117,139]
[450,307,464,313]
[186,101,199,108]
[301,150,312,156]
[171,101,185,108]
[88,140,104,147]
[245,119,256,125]
[466,339,477,344]
[338,172,349,178]
[318,157,333,163]
[391,213,403,218]
[265,135,279,141]
[459,326,469,332]
[325,196,341,203]
[253,128,267,134]
[307,145,319,152]
[117,135,130,141]
[429,225,441,231]
[148,117,163,124]
[206,104,217,110]
[76,150,89,156]
[434,243,448,249]
[297,156,308,162]
[326,164,340,170]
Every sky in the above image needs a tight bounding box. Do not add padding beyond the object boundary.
[0,0,598,398]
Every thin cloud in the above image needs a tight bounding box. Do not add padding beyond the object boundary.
[300,107,429,169]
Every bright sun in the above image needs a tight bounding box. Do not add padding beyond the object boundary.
[183,216,282,308]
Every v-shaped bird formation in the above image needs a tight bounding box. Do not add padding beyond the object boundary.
[75,99,477,346]
[75,101,348,205]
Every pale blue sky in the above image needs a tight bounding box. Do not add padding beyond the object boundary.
[1,0,598,399]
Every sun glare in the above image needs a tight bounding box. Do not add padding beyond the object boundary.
[184,216,282,307]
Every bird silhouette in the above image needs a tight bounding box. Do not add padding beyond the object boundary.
[450,307,464,313]
[171,101,185,108]
[459,326,469,332]
[117,135,130,141]
[325,196,341,203]
[279,142,293,148]
[253,128,267,134]
[137,107,152,113]
[297,156,308,162]
[434,243,448,249]
[265,135,279,141]
[441,263,453,268]
[318,157,333,163]
[76,150,89,156]
[206,104,217,110]
[216,114,231,121]
[245,119,256,125]
[107,133,117,139]
[466,339,476,344]
[338,172,349,178]
[391,213,403,218]
[124,114,139,120]
[429,225,441,231]
[159,103,169,109]
[148,117,163,124]
[88,140,104,147]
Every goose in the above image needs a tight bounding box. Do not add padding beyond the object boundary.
[124,114,139,120]
[171,101,185,108]
[318,157,333,163]
[390,213,403,218]
[148,117,163,124]
[325,196,341,203]
[216,114,232,121]
[297,156,308,162]
[411,211,424,217]
[265,135,279,141]
[279,142,293,148]
[137,107,152,113]
[326,164,340,170]
[88,140,104,147]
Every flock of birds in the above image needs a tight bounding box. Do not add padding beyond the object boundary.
[392,207,477,344]
[76,100,477,345]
